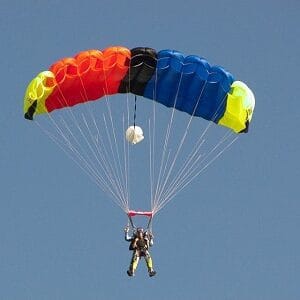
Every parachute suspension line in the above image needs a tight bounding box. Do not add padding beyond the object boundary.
[80,113,127,205]
[118,65,138,212]
[102,99,128,209]
[149,119,153,207]
[157,127,210,206]
[71,103,128,211]
[150,67,158,211]
[78,77,129,210]
[154,132,237,213]
[155,127,211,209]
[151,72,239,214]
[153,81,209,210]
[149,67,158,210]
[35,90,127,211]
[49,77,128,211]
[125,64,133,210]
[122,113,129,208]
[153,69,203,212]
[103,100,126,196]
[89,115,120,192]
[35,121,126,211]
[49,87,119,195]
[152,72,184,211]
[154,133,234,212]
[126,94,131,208]
[122,63,137,210]
[101,68,131,211]
[162,134,239,210]
[152,88,238,214]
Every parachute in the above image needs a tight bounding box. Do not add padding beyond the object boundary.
[24,47,254,132]
[24,46,255,222]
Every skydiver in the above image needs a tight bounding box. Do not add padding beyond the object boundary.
[124,226,156,277]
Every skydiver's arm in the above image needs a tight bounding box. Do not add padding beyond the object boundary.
[149,236,154,247]
[148,232,154,246]
[133,238,138,247]
[125,232,133,242]
[124,226,133,241]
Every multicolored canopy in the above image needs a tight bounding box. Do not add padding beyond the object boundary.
[24,46,255,133]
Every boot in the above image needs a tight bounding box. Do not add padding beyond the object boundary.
[149,270,156,277]
[127,270,134,277]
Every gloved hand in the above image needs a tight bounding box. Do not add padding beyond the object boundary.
[124,226,130,233]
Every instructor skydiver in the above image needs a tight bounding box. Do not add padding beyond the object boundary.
[124,226,156,277]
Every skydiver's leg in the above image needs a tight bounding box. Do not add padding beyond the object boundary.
[127,250,140,276]
[144,251,156,277]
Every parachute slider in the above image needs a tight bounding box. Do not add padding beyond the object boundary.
[125,126,144,144]
[127,210,153,218]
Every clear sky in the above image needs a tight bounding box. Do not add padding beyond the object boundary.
[1,0,299,299]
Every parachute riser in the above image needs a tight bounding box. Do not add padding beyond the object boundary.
[127,210,154,232]
[128,215,135,230]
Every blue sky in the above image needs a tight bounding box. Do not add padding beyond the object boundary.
[1,0,299,299]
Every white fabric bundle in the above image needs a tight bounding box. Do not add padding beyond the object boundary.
[125,126,144,144]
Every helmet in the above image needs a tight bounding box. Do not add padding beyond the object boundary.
[136,227,144,234]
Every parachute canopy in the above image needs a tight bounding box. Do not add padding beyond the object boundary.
[24,46,255,133]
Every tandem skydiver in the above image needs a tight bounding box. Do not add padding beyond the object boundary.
[124,226,156,277]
